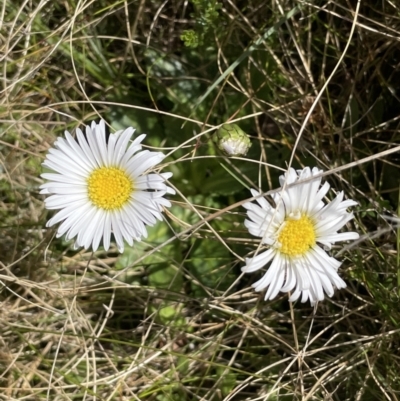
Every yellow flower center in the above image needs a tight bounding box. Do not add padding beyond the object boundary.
[87,167,133,210]
[278,215,316,256]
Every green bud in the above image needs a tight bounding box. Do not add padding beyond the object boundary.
[216,124,251,156]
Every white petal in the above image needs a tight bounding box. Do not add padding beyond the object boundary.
[86,124,103,166]
[316,213,355,235]
[250,189,271,210]
[76,128,98,168]
[129,196,159,224]
[103,213,112,251]
[41,183,87,195]
[302,290,313,304]
[242,249,276,273]
[309,182,330,214]
[56,203,93,238]
[111,212,125,252]
[41,120,173,253]
[41,173,86,185]
[127,152,165,177]
[45,194,88,209]
[54,136,92,173]
[119,218,135,246]
[44,152,89,177]
[280,262,296,292]
[306,265,324,301]
[135,176,171,191]
[67,206,98,242]
[244,202,271,221]
[288,288,301,302]
[77,208,101,249]
[294,260,310,291]
[252,253,284,293]
[118,132,145,166]
[317,271,335,298]
[95,120,109,165]
[106,132,118,167]
[263,259,286,300]
[122,204,148,238]
[279,168,297,186]
[318,231,359,244]
[47,199,89,226]
[92,211,106,251]
[64,130,96,170]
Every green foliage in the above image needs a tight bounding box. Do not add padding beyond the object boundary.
[188,237,233,297]
[180,29,200,48]
[191,0,221,27]
[181,0,222,47]
[215,367,236,397]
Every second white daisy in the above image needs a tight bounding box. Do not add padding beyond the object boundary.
[243,167,359,304]
[40,120,175,253]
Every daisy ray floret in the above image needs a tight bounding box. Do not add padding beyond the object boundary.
[40,120,175,253]
[242,167,359,305]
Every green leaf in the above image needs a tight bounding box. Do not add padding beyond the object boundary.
[188,237,234,297]
[216,367,237,397]
[148,261,183,293]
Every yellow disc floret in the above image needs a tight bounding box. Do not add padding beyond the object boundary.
[278,215,316,256]
[88,167,133,210]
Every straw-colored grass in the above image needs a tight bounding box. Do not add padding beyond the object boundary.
[1,1,399,400]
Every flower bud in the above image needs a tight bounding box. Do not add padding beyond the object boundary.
[216,124,251,156]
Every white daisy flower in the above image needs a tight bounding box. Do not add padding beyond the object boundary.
[242,167,359,304]
[40,120,175,253]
